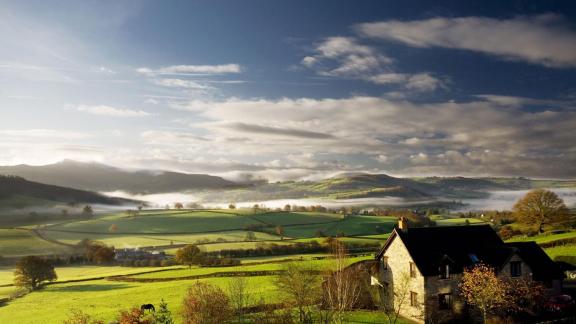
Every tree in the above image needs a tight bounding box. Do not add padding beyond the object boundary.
[14,256,57,290]
[174,202,184,210]
[82,205,94,218]
[228,203,236,210]
[117,307,151,324]
[275,262,321,323]
[175,245,203,268]
[84,241,115,264]
[244,231,256,241]
[459,263,510,323]
[154,299,175,324]
[108,224,118,233]
[324,241,362,324]
[228,275,249,323]
[182,282,232,324]
[513,189,570,233]
[284,204,291,212]
[275,225,285,240]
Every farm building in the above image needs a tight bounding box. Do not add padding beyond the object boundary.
[372,217,565,323]
[114,248,166,262]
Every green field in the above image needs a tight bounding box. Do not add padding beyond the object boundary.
[435,218,487,226]
[507,230,576,244]
[0,256,371,323]
[0,229,71,257]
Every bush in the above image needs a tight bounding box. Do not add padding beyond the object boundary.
[63,309,104,324]
[182,282,232,324]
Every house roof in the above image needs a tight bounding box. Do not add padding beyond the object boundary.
[505,241,565,280]
[377,225,563,279]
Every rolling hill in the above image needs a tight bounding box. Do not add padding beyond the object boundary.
[0,175,135,209]
[0,160,238,194]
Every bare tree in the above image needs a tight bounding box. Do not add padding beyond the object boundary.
[323,241,361,324]
[369,270,412,324]
[228,275,249,323]
[275,262,321,323]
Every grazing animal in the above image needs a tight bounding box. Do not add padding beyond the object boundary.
[141,304,155,313]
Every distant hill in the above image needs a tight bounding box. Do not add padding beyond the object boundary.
[198,173,576,203]
[0,160,238,194]
[0,175,135,209]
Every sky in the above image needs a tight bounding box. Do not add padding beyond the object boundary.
[1,0,576,182]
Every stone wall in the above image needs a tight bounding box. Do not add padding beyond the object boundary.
[380,234,426,323]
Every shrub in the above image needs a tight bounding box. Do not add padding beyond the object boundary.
[63,310,104,324]
[182,282,232,324]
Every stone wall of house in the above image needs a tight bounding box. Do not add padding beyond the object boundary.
[381,235,426,323]
[424,274,466,323]
[499,254,532,281]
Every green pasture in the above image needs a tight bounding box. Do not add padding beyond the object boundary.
[0,255,372,323]
[507,230,576,244]
[435,218,487,226]
[0,229,71,257]
[250,211,342,226]
[543,244,576,261]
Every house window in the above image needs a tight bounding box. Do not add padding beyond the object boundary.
[409,262,417,278]
[510,261,522,277]
[438,293,452,310]
[439,264,450,279]
[382,256,388,270]
[410,291,418,307]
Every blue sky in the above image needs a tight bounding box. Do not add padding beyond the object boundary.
[1,0,576,181]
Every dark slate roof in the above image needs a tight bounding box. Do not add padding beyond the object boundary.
[505,242,565,280]
[378,225,514,276]
[377,225,565,280]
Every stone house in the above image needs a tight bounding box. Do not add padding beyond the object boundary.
[372,218,564,323]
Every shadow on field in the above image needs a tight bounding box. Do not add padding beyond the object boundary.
[50,284,131,292]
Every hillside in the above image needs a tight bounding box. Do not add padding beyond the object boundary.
[0,160,238,194]
[199,173,576,204]
[0,175,135,208]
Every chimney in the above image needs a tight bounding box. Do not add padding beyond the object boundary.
[398,216,408,232]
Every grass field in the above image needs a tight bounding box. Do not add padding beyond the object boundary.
[507,230,576,244]
[543,244,576,261]
[0,229,71,257]
[0,255,372,323]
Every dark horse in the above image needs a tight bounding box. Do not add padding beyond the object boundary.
[141,304,155,313]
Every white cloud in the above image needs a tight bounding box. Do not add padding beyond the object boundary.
[302,37,443,91]
[152,78,212,90]
[0,129,90,139]
[136,64,243,75]
[356,14,576,67]
[73,105,152,117]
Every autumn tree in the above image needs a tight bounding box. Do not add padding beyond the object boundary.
[174,202,184,210]
[175,244,203,268]
[84,241,115,264]
[116,307,151,324]
[275,225,285,240]
[14,256,57,290]
[182,282,232,324]
[275,262,321,323]
[513,189,569,233]
[284,204,291,212]
[459,263,510,323]
[108,224,118,233]
[228,203,236,210]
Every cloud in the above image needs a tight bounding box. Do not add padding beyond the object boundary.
[356,14,576,68]
[301,37,443,91]
[170,95,576,178]
[152,78,212,90]
[136,64,243,75]
[0,129,90,139]
[222,122,335,139]
[72,105,152,117]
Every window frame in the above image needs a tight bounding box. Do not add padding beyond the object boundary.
[439,264,450,279]
[510,261,522,277]
[438,293,452,310]
[410,291,418,307]
[409,262,417,278]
